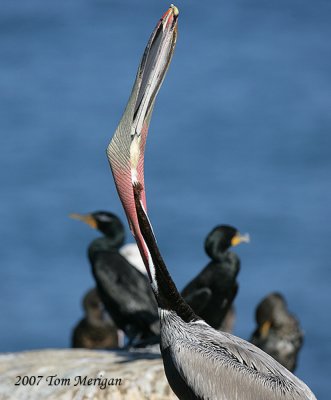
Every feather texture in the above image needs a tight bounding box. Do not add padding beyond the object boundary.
[161,311,316,400]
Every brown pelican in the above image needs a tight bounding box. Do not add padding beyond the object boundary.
[250,292,304,372]
[71,288,119,349]
[106,5,316,398]
[182,225,249,331]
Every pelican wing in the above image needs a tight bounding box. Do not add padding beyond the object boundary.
[165,319,316,400]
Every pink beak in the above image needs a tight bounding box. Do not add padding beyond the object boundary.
[107,6,179,274]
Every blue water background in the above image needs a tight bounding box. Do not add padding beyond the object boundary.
[1,0,330,397]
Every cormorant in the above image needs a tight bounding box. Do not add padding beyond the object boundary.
[182,225,249,331]
[250,292,304,372]
[70,211,159,343]
[71,288,119,349]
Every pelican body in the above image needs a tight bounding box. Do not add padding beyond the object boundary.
[106,5,316,399]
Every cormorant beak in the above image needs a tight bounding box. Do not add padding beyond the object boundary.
[231,232,250,247]
[107,6,179,270]
[69,213,97,229]
[259,320,271,338]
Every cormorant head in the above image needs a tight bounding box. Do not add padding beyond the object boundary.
[82,288,114,327]
[70,211,125,248]
[204,225,250,261]
[255,292,290,335]
[83,288,103,319]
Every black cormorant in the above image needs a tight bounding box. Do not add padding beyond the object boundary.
[182,225,249,331]
[70,211,159,343]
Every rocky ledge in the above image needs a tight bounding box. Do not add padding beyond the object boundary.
[0,348,177,400]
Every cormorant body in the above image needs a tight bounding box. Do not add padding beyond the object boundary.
[250,292,304,372]
[71,288,118,349]
[88,237,159,343]
[71,210,159,343]
[182,225,248,330]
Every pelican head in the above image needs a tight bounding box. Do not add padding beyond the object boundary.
[107,5,179,275]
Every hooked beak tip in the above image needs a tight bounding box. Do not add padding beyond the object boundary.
[171,4,179,17]
[69,213,82,220]
[69,213,98,229]
[231,232,250,247]
[162,4,179,24]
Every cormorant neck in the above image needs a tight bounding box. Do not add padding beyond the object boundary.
[105,234,125,249]
[87,237,116,265]
[99,224,125,249]
[133,184,197,323]
[210,249,228,262]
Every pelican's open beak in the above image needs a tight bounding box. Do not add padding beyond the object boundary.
[69,213,97,229]
[231,232,250,247]
[107,6,179,270]
[132,4,179,140]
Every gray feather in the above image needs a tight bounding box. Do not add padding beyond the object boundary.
[161,311,316,400]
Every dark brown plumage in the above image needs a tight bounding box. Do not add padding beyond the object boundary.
[250,292,304,372]
[71,288,119,349]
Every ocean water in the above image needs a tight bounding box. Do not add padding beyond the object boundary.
[1,0,330,397]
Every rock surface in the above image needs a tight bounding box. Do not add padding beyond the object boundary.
[0,348,177,399]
